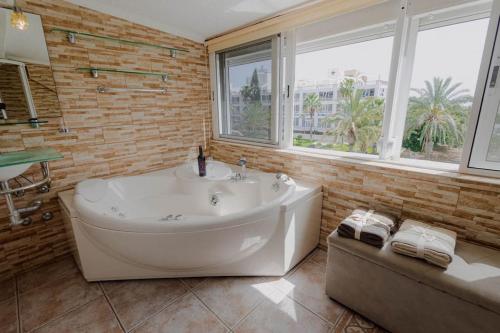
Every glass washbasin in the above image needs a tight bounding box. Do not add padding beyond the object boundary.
[0,147,63,181]
[0,163,33,181]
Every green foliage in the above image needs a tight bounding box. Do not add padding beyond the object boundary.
[234,69,270,140]
[402,128,423,152]
[325,78,384,154]
[240,69,261,102]
[302,93,322,139]
[404,77,472,157]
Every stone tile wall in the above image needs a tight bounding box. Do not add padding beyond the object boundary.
[0,0,211,278]
[211,141,500,250]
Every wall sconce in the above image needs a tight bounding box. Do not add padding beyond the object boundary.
[10,1,29,31]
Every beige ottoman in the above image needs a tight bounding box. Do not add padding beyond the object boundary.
[326,230,500,333]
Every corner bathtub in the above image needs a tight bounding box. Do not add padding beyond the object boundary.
[59,161,323,281]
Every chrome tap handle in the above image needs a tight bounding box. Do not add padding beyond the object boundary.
[238,157,247,166]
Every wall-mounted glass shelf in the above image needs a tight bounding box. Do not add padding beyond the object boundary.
[0,119,48,126]
[77,67,169,81]
[0,147,63,168]
[51,28,188,57]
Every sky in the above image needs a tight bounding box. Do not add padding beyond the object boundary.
[295,18,490,93]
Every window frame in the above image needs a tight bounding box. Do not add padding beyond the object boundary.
[209,0,496,175]
[211,35,282,147]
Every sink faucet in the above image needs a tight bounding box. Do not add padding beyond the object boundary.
[238,157,247,180]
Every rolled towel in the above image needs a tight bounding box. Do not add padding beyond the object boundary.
[391,219,457,268]
[337,209,396,248]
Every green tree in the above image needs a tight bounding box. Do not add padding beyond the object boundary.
[236,68,269,139]
[326,79,384,153]
[241,102,270,139]
[303,93,322,139]
[404,77,472,158]
[240,69,261,102]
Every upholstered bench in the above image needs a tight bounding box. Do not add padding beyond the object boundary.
[326,231,500,333]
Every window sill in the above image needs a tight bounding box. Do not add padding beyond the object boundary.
[212,139,500,186]
[284,146,500,186]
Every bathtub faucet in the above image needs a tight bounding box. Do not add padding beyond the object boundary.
[276,172,289,182]
[238,157,247,180]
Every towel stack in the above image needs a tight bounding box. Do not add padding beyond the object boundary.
[337,209,396,248]
[391,219,457,268]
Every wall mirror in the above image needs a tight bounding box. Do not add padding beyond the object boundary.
[0,7,61,125]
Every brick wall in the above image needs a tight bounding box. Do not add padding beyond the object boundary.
[211,141,500,250]
[0,0,211,278]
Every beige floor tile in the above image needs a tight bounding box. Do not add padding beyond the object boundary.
[333,311,382,333]
[19,270,102,332]
[309,249,328,267]
[0,278,16,302]
[102,278,187,331]
[18,256,79,294]
[234,294,331,333]
[32,296,122,333]
[0,297,18,333]
[181,277,207,289]
[132,292,227,333]
[193,276,279,328]
[276,260,345,325]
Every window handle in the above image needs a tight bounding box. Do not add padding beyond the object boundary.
[490,65,499,88]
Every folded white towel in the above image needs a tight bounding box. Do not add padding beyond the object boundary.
[391,219,457,268]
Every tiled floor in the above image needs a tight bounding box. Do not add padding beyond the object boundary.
[0,249,386,333]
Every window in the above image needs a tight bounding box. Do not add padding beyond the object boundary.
[400,18,489,164]
[214,36,280,144]
[210,0,497,174]
[293,34,393,154]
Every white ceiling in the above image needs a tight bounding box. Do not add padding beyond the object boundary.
[67,0,313,42]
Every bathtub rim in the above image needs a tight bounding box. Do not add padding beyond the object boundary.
[72,165,297,233]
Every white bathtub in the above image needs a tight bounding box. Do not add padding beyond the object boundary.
[59,161,322,281]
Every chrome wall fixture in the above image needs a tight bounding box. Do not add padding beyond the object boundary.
[96,86,167,94]
[0,162,52,226]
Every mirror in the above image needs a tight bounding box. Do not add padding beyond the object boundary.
[0,8,61,125]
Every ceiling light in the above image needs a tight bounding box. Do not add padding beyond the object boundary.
[10,1,29,31]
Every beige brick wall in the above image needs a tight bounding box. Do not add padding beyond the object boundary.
[1,0,499,280]
[211,141,500,250]
[0,0,211,278]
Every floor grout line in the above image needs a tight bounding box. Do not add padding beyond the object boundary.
[24,296,99,333]
[15,276,21,333]
[121,279,190,333]
[99,282,127,333]
[190,288,233,332]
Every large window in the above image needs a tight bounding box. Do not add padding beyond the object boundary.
[400,18,488,164]
[210,0,499,174]
[215,37,279,144]
[293,35,394,155]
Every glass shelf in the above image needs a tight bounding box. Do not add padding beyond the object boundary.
[0,147,63,168]
[0,119,48,126]
[51,28,188,56]
[77,67,169,81]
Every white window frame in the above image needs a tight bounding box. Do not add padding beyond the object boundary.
[284,0,492,172]
[209,0,496,175]
[461,0,500,177]
[211,35,282,147]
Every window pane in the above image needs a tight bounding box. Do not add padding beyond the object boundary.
[401,18,489,164]
[218,40,273,142]
[293,36,393,155]
[487,107,500,162]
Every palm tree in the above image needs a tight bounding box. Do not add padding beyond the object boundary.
[303,93,322,139]
[325,79,384,153]
[405,77,472,158]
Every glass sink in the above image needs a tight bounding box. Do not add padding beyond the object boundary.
[0,147,63,181]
